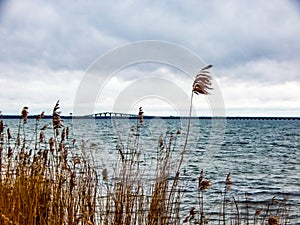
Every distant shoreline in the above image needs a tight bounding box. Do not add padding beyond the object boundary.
[1,115,300,120]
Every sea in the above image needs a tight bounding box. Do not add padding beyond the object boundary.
[2,117,300,224]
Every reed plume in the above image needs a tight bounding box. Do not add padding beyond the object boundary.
[164,65,213,224]
[36,111,44,121]
[21,106,28,124]
[268,215,280,225]
[170,66,213,198]
[182,65,213,155]
[52,100,63,129]
[138,106,144,126]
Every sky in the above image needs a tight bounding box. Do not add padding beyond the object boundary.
[0,0,300,116]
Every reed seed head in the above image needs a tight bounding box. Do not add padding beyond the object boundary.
[21,106,29,124]
[199,179,212,191]
[52,100,63,129]
[41,124,48,130]
[36,111,44,121]
[193,65,213,95]
[268,215,280,225]
[199,169,212,191]
[254,208,263,217]
[138,107,144,125]
[7,127,12,140]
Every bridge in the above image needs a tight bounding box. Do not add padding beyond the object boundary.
[93,112,138,117]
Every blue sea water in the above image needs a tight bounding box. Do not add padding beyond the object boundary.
[2,117,300,223]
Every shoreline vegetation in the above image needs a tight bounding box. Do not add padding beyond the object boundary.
[0,66,294,224]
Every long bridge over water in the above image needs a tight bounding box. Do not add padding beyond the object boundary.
[93,112,137,117]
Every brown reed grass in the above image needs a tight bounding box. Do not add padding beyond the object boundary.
[0,102,98,225]
[0,68,293,225]
[0,104,292,225]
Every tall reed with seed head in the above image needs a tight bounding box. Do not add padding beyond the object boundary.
[177,65,212,169]
[20,106,29,145]
[169,65,213,210]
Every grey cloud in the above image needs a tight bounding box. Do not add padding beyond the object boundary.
[1,0,300,71]
[215,58,300,83]
[0,1,123,70]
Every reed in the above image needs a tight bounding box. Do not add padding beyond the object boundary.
[0,102,98,225]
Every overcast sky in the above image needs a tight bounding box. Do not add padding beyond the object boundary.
[1,0,299,116]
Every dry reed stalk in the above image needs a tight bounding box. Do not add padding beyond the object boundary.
[232,196,240,225]
[197,169,212,224]
[222,172,232,225]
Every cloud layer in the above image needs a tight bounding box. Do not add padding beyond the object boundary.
[1,0,299,116]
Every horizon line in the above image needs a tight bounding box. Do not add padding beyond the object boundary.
[1,115,300,120]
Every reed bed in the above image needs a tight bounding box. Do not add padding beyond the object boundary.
[0,66,292,224]
[0,101,98,225]
[0,103,291,225]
